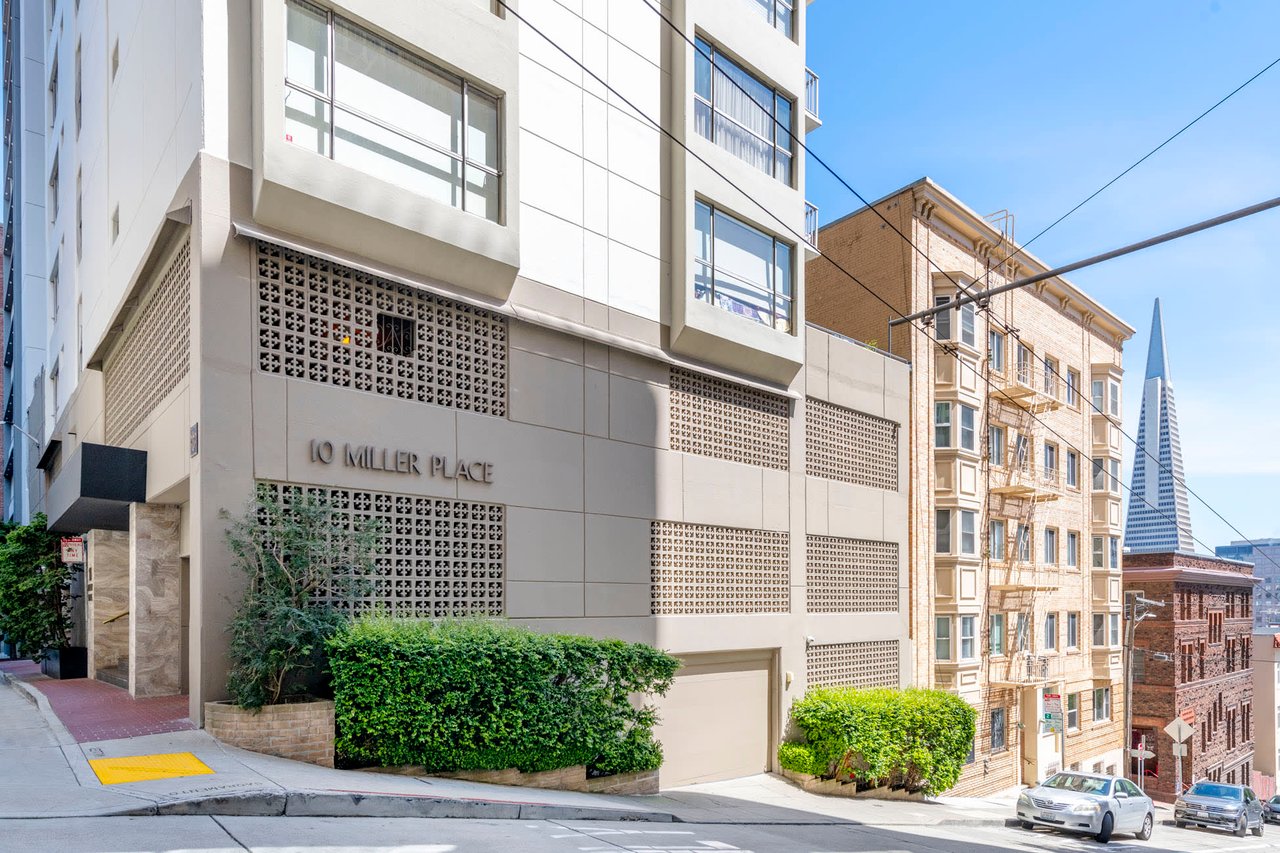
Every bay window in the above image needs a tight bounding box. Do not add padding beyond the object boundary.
[694,38,793,185]
[960,615,976,660]
[693,201,794,331]
[284,0,502,221]
[935,402,952,447]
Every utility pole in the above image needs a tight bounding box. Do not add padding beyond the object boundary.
[1123,592,1164,783]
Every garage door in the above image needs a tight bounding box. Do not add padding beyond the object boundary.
[653,651,773,788]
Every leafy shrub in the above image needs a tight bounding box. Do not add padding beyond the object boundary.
[223,486,378,709]
[781,687,975,795]
[0,514,68,661]
[327,617,679,775]
[777,741,821,776]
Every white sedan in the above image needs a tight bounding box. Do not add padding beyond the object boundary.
[1016,771,1155,843]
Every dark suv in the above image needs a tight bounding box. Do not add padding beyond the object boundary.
[1265,794,1280,825]
[1174,781,1265,837]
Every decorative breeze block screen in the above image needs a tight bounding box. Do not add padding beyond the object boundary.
[255,241,508,416]
[261,482,505,617]
[669,367,790,469]
[805,398,898,490]
[650,521,789,614]
[806,535,899,613]
[807,640,900,690]
[104,239,191,444]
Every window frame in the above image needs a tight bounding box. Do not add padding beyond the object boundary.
[1044,527,1058,566]
[1043,611,1057,651]
[1066,531,1079,568]
[989,613,1006,656]
[1066,368,1080,407]
[935,401,952,447]
[988,330,1005,373]
[959,404,976,451]
[989,518,1006,562]
[1067,611,1079,649]
[1067,692,1080,730]
[959,510,977,556]
[282,0,503,221]
[1093,686,1111,722]
[694,36,795,185]
[1066,450,1078,488]
[935,615,953,661]
[960,615,976,660]
[694,200,795,332]
[988,424,1005,466]
[991,707,1007,752]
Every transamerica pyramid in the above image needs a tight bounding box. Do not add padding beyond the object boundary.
[1124,298,1195,553]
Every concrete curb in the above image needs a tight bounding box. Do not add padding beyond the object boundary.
[0,668,78,747]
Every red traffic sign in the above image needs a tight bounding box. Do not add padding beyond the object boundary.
[60,537,85,564]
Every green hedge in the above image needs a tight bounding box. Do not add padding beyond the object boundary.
[327,617,679,775]
[779,687,975,795]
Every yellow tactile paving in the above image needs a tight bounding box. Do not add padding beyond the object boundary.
[88,751,215,785]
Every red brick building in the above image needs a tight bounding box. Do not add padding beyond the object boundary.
[1125,551,1257,801]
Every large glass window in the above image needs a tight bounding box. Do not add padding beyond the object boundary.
[284,0,501,221]
[694,38,793,184]
[693,201,794,332]
[747,0,794,38]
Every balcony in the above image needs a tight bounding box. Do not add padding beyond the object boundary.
[991,363,1063,413]
[804,67,821,131]
[989,461,1061,502]
[990,651,1061,687]
[804,201,818,248]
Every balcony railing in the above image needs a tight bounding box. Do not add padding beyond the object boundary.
[804,67,820,130]
[991,651,1061,687]
[804,201,818,248]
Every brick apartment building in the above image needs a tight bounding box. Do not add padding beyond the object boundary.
[808,179,1135,795]
[1126,551,1257,800]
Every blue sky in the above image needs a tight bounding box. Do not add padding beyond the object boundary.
[806,0,1280,553]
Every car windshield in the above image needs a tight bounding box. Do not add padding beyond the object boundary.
[1188,782,1243,801]
[1270,795,1280,804]
[1042,774,1109,795]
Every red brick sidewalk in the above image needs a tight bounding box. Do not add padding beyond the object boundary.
[0,659,193,743]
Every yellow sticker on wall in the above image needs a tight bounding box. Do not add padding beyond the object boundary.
[88,752,215,785]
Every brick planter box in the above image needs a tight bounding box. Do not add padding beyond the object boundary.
[204,699,334,768]
[780,768,924,801]
[368,764,659,795]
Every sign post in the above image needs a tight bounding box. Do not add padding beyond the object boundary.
[1043,693,1065,774]
[1127,736,1155,790]
[1165,714,1195,797]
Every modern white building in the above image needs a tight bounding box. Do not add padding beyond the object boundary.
[7,0,918,788]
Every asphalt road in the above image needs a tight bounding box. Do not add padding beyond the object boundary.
[0,815,1272,852]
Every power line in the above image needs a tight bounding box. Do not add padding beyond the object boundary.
[642,0,1280,574]
[500,0,1230,567]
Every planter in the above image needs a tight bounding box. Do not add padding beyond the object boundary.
[780,768,924,801]
[373,765,660,795]
[204,699,334,767]
[40,646,88,679]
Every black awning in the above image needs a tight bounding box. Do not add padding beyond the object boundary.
[45,443,148,532]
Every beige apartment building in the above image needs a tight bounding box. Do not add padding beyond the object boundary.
[11,0,914,788]
[809,179,1136,795]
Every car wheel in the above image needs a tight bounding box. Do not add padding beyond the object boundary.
[1252,817,1264,838]
[1235,814,1248,838]
[1136,812,1153,841]
[1019,820,1034,830]
[1095,811,1114,843]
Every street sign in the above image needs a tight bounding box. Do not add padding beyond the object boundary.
[1165,717,1195,743]
[1180,708,1196,725]
[60,537,84,564]
[1171,743,1188,757]
[1128,748,1156,759]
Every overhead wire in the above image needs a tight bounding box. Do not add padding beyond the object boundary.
[498,0,1232,567]
[641,0,1280,573]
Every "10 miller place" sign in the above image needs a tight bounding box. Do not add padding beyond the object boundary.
[309,439,494,484]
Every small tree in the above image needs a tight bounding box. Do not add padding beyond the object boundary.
[223,486,379,709]
[0,514,71,661]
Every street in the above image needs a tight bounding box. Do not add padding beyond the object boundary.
[0,816,1273,853]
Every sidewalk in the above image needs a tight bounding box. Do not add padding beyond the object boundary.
[0,663,1176,828]
[0,666,673,822]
